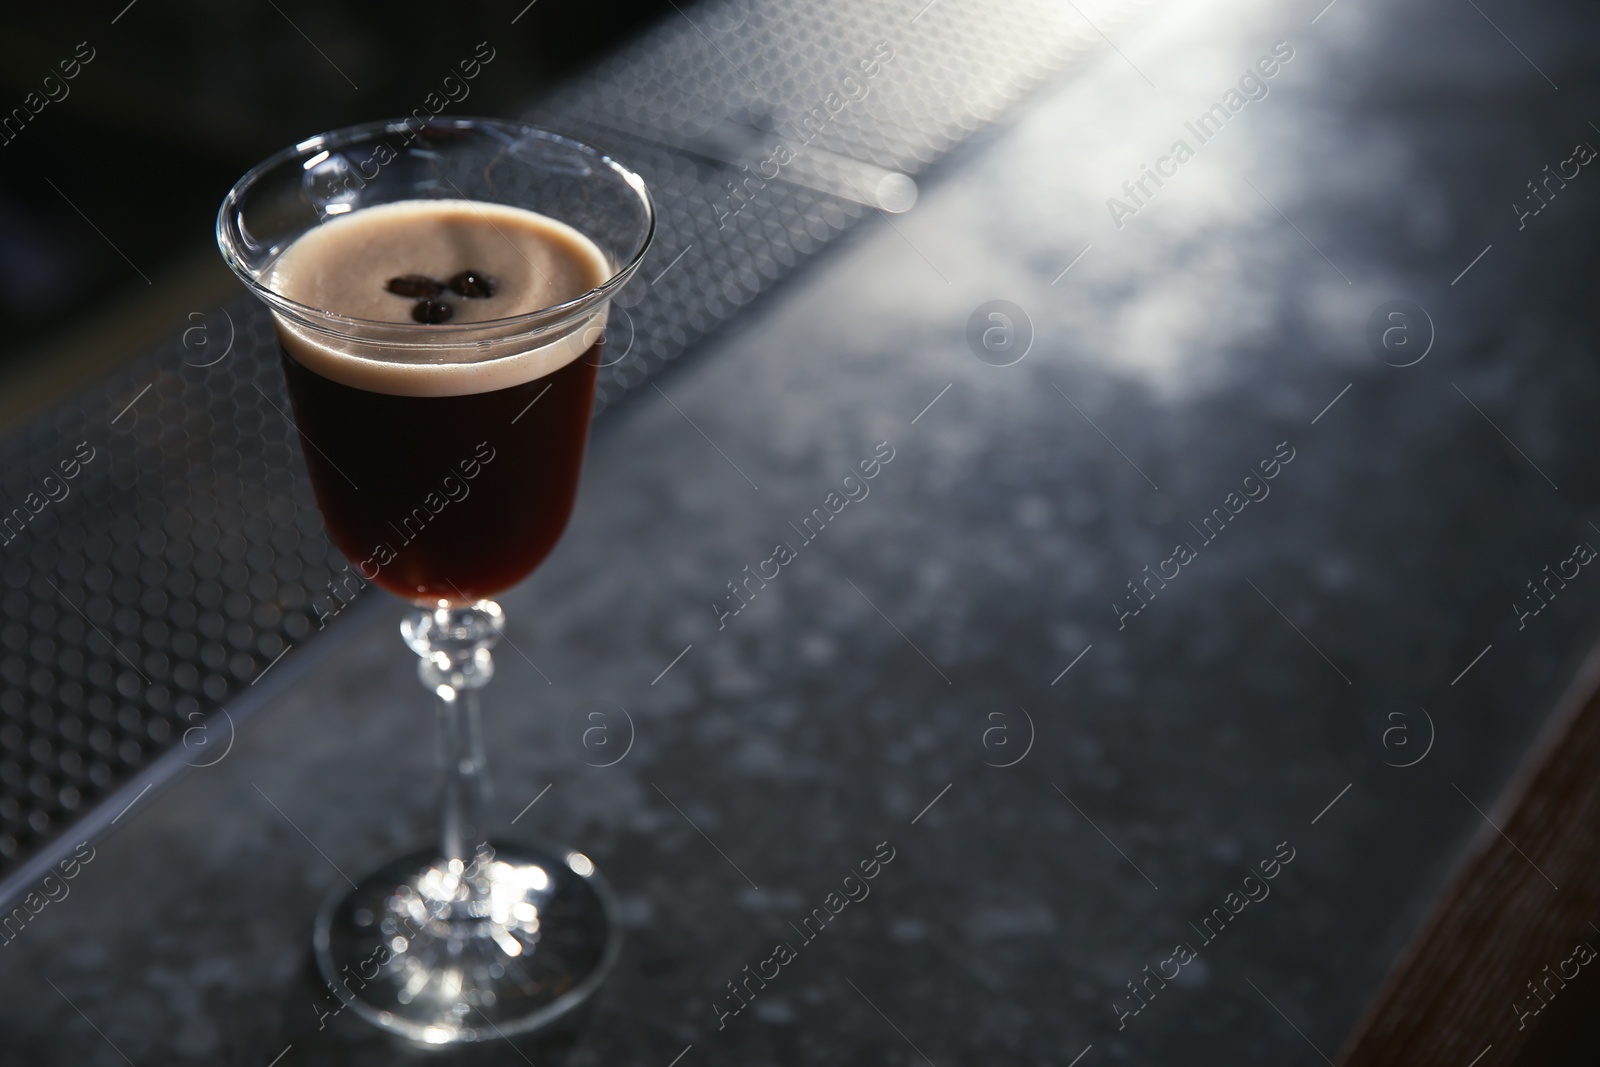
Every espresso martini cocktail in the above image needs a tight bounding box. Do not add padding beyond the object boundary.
[218,119,654,1043]
[268,198,610,603]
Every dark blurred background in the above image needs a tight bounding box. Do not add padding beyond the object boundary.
[0,1,670,421]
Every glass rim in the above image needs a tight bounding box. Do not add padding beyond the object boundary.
[216,116,655,348]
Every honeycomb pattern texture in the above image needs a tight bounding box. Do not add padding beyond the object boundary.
[535,0,1150,411]
[0,0,1151,879]
[0,317,343,866]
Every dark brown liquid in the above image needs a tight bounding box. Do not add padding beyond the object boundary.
[280,342,601,603]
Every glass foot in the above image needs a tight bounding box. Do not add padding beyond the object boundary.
[313,839,620,1044]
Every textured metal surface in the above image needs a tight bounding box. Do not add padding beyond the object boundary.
[0,316,346,870]
[533,0,1146,413]
[0,0,1148,886]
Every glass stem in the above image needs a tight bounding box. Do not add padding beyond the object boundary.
[402,601,505,865]
[436,683,488,863]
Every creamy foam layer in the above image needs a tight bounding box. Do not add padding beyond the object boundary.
[266,199,611,397]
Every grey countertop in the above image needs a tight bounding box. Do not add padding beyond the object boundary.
[6,0,1600,1063]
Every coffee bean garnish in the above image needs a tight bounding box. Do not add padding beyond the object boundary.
[387,274,444,298]
[448,270,496,299]
[412,299,455,324]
